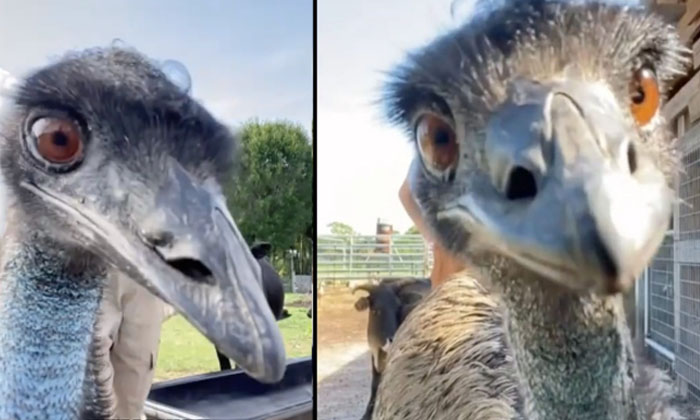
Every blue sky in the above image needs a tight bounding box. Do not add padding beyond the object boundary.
[318,0,471,234]
[0,0,312,134]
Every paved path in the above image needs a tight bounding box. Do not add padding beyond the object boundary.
[317,288,371,420]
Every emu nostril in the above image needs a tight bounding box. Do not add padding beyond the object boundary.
[505,166,537,200]
[627,143,638,174]
[142,229,174,248]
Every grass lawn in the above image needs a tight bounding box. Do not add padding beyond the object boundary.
[155,293,312,381]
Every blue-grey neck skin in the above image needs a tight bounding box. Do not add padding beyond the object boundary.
[496,271,637,420]
[0,234,104,420]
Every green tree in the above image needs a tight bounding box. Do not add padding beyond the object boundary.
[404,225,420,235]
[226,120,313,277]
[327,221,356,236]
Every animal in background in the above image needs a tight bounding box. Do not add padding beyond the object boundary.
[353,277,431,419]
[216,241,291,371]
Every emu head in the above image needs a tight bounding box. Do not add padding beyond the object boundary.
[0,47,285,381]
[384,0,689,295]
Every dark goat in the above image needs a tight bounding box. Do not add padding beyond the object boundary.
[216,242,289,370]
[251,242,291,321]
[353,277,430,420]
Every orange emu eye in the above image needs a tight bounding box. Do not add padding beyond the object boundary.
[629,68,660,126]
[416,114,458,174]
[31,117,83,164]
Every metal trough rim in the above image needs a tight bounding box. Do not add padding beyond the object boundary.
[144,400,205,420]
[145,356,313,420]
[149,356,311,389]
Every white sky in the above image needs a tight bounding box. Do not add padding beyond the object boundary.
[318,0,479,234]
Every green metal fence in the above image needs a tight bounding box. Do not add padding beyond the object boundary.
[317,234,432,283]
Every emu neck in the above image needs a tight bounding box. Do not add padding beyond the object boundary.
[0,234,104,420]
[495,272,636,420]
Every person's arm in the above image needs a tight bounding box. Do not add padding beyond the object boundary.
[399,176,466,287]
[398,178,433,243]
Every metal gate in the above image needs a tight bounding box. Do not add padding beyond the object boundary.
[645,123,700,398]
[674,126,700,398]
[646,233,676,363]
[317,234,432,283]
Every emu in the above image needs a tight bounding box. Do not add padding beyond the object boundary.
[353,277,431,420]
[0,47,286,419]
[372,1,691,419]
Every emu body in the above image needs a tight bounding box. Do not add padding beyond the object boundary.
[375,273,681,419]
[373,275,521,420]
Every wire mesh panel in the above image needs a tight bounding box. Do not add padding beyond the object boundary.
[648,234,676,353]
[677,263,700,389]
[317,234,432,283]
[675,140,700,391]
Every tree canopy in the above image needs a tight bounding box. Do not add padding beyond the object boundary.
[404,225,420,235]
[327,221,356,236]
[226,120,313,276]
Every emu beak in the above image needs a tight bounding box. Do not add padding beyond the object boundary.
[21,162,286,383]
[438,80,672,294]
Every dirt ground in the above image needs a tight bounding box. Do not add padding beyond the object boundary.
[317,286,372,420]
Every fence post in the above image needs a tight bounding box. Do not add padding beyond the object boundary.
[349,235,354,280]
[341,242,346,279]
[672,168,682,389]
[389,235,393,277]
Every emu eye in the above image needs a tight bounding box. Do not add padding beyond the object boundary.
[416,113,458,176]
[629,68,660,126]
[30,117,84,165]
